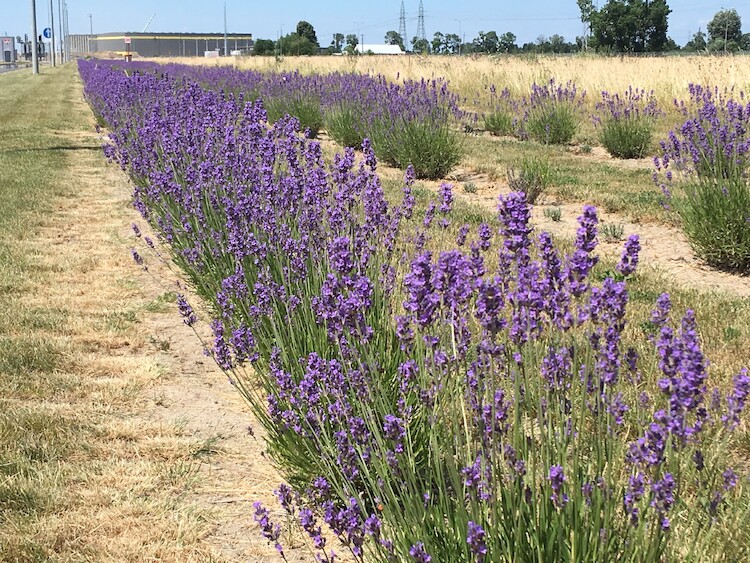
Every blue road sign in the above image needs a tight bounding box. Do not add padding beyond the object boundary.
[43,28,52,39]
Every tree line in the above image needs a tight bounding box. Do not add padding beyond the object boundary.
[251,6,750,56]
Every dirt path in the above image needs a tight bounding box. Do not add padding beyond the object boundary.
[31,74,306,561]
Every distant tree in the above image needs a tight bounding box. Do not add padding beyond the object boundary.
[577,1,596,31]
[444,33,461,54]
[498,32,518,53]
[412,36,431,54]
[345,33,359,53]
[280,32,316,55]
[473,31,500,53]
[683,29,707,52]
[707,9,742,52]
[296,21,319,48]
[663,36,680,51]
[253,38,275,56]
[589,0,671,52]
[549,34,571,53]
[384,30,405,51]
[330,33,345,53]
[432,32,446,54]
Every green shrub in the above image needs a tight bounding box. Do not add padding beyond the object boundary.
[507,156,551,204]
[677,179,750,271]
[370,117,463,180]
[601,222,626,242]
[484,110,514,136]
[323,104,366,148]
[264,97,323,138]
[526,103,580,145]
[543,206,562,221]
[599,117,654,159]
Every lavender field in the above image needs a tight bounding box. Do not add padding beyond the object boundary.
[79,58,750,562]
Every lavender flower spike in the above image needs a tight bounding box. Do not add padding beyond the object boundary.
[617,234,641,276]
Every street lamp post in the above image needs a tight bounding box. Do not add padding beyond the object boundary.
[454,19,462,55]
[354,21,363,53]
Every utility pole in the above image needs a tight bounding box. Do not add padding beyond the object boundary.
[30,0,39,74]
[63,0,69,62]
[57,0,63,62]
[49,0,56,66]
[223,2,228,56]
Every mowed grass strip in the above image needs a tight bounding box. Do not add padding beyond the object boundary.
[0,66,227,561]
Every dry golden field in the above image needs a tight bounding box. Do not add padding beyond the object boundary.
[160,53,750,108]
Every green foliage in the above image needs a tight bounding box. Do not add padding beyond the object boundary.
[707,9,742,45]
[370,117,463,180]
[253,39,276,56]
[526,103,580,145]
[323,104,366,148]
[588,0,672,53]
[599,116,654,158]
[463,182,478,194]
[279,32,317,56]
[384,30,406,51]
[265,97,323,138]
[676,179,750,272]
[296,21,319,48]
[601,222,626,242]
[507,156,552,204]
[544,206,562,221]
[483,110,514,136]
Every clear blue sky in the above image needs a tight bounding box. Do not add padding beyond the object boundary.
[2,1,749,47]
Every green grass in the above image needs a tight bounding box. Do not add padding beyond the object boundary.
[462,135,668,224]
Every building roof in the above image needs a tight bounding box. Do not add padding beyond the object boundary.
[94,32,253,41]
[354,44,405,55]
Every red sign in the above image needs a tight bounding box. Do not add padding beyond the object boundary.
[124,37,132,44]
[2,38,10,44]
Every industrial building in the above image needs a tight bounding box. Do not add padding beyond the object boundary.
[91,32,254,57]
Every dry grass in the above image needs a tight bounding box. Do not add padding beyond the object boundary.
[0,65,309,562]
[159,53,750,105]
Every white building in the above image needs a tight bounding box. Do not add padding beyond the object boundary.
[354,44,405,55]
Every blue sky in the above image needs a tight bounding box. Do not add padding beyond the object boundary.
[3,1,749,47]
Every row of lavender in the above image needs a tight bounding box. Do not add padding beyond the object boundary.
[95,60,465,180]
[79,58,749,561]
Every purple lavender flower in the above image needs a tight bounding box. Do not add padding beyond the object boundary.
[253,501,283,555]
[467,521,488,562]
[650,473,675,528]
[617,234,641,276]
[498,192,533,258]
[176,293,197,326]
[624,472,645,525]
[549,464,568,508]
[723,369,750,428]
[409,542,432,562]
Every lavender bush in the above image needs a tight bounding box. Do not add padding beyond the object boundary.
[656,84,750,272]
[81,60,750,562]
[483,85,519,137]
[519,78,586,145]
[594,87,663,159]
